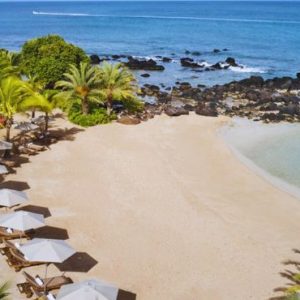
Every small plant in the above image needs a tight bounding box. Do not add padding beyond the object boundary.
[68,102,115,127]
[0,282,10,300]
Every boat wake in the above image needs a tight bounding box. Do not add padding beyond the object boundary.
[32,11,300,25]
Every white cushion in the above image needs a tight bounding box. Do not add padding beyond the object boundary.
[6,228,13,234]
[47,293,55,300]
[15,243,20,249]
[35,277,43,286]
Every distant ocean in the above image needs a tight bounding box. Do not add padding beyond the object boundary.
[0,1,300,86]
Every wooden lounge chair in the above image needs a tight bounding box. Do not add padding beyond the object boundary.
[18,145,37,155]
[17,271,72,298]
[0,227,33,241]
[6,247,44,272]
[0,240,16,256]
[27,143,46,152]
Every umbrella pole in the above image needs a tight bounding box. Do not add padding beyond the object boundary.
[44,263,50,295]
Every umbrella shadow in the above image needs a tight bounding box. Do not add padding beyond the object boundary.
[32,226,69,240]
[15,205,52,218]
[117,289,137,300]
[55,252,98,273]
[0,180,30,191]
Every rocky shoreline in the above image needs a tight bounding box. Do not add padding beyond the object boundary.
[89,53,300,125]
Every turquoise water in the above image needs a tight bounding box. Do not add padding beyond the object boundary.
[222,120,300,194]
[0,1,300,86]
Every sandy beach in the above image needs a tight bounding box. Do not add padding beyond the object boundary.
[1,114,300,300]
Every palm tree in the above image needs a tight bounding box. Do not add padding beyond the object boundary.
[97,62,138,115]
[0,282,10,300]
[0,50,19,80]
[26,74,45,118]
[55,62,101,115]
[0,77,28,142]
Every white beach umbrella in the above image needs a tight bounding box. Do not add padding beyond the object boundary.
[0,141,13,150]
[56,279,119,300]
[0,211,45,231]
[0,189,29,207]
[0,164,8,175]
[19,238,75,263]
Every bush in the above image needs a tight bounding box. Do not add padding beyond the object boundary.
[21,35,88,88]
[122,97,144,113]
[68,103,116,127]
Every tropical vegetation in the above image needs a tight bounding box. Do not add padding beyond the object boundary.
[20,35,88,88]
[0,282,10,300]
[0,34,142,148]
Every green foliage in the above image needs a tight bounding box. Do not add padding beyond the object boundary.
[68,102,115,127]
[122,97,144,113]
[0,282,10,300]
[97,62,140,115]
[0,50,19,80]
[21,35,88,88]
[56,62,101,115]
[286,286,300,299]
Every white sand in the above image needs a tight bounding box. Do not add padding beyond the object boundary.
[1,114,300,300]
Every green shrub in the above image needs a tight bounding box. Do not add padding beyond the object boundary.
[21,35,88,88]
[68,103,116,127]
[122,97,144,113]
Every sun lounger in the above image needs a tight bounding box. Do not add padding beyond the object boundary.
[0,227,33,242]
[6,247,44,272]
[18,145,37,155]
[34,291,57,300]
[17,271,72,298]
[27,143,46,151]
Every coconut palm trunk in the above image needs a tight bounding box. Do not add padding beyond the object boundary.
[82,96,89,115]
[44,112,49,133]
[5,118,12,142]
[106,93,113,116]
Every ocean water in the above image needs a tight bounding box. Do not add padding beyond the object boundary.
[0,1,300,87]
[222,119,300,197]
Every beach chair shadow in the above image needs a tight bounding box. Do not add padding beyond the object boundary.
[15,205,51,218]
[55,252,98,273]
[117,289,137,300]
[32,226,69,240]
[0,180,30,191]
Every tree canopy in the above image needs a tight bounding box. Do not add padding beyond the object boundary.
[20,35,88,88]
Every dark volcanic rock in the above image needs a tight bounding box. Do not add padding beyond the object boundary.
[297,73,300,79]
[90,54,101,64]
[240,76,264,88]
[125,57,165,71]
[191,51,201,56]
[225,57,238,67]
[141,73,150,78]
[213,49,221,53]
[117,116,141,125]
[180,58,203,68]
[162,57,172,63]
[165,106,189,117]
[195,102,218,117]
